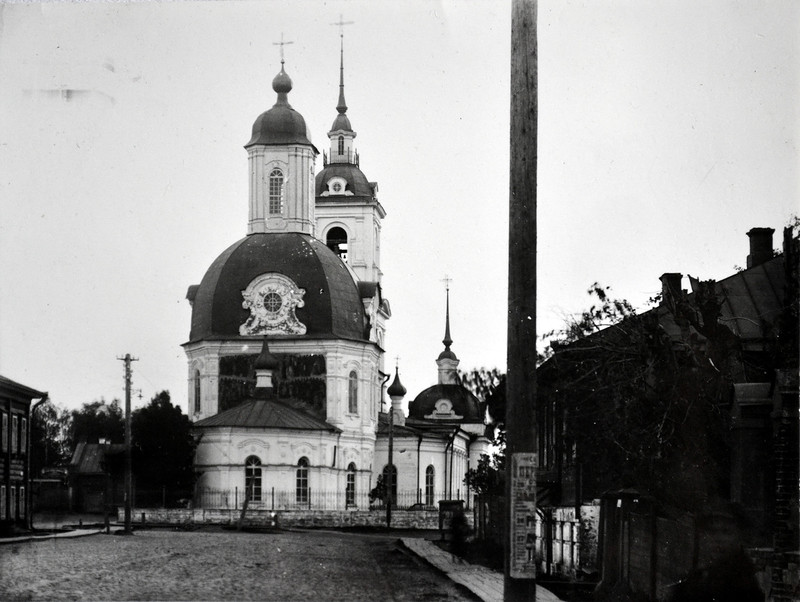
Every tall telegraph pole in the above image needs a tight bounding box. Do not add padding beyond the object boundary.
[118,353,138,534]
[505,0,538,599]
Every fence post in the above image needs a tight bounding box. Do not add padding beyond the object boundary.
[235,487,238,510]
[271,487,275,510]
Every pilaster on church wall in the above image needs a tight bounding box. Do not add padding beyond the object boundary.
[185,343,222,422]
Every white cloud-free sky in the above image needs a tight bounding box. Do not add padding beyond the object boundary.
[0,1,797,413]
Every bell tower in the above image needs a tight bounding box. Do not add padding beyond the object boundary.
[246,40,318,236]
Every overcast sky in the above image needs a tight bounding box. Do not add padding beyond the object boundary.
[0,1,797,413]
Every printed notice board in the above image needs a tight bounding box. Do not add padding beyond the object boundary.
[510,452,537,579]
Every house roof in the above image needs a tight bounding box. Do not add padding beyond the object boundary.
[714,257,784,344]
[0,375,46,400]
[69,441,125,475]
[193,398,339,432]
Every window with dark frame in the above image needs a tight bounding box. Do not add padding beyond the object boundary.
[348,371,358,414]
[296,457,309,504]
[425,465,435,506]
[194,370,201,414]
[245,456,262,502]
[346,463,356,507]
[268,169,284,214]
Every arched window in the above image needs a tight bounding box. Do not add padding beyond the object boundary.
[296,457,309,504]
[193,370,201,414]
[326,227,348,261]
[382,464,397,504]
[268,169,283,214]
[245,456,262,502]
[346,463,356,507]
[348,371,358,414]
[425,465,435,506]
[337,135,344,156]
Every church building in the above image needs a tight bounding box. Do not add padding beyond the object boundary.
[184,37,488,511]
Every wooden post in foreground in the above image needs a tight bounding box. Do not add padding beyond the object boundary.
[505,0,538,599]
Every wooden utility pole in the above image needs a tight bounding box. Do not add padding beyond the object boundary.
[118,353,138,534]
[505,0,538,599]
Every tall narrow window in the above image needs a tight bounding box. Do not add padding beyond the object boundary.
[382,464,397,504]
[18,487,24,521]
[337,135,344,156]
[348,371,358,414]
[0,486,5,519]
[194,370,201,414]
[20,418,26,454]
[11,416,17,454]
[268,169,284,214]
[296,457,309,504]
[346,463,356,507]
[425,465,435,506]
[1,412,6,452]
[245,456,262,502]
[10,487,16,520]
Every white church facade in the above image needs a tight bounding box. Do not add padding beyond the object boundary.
[183,41,489,512]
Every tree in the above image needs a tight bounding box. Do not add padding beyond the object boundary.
[69,398,124,448]
[30,399,71,475]
[461,368,507,496]
[131,391,196,506]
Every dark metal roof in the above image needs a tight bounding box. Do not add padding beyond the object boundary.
[0,375,46,400]
[315,164,374,198]
[188,233,368,343]
[714,256,784,344]
[245,66,317,151]
[408,384,484,422]
[69,442,125,475]
[193,398,338,431]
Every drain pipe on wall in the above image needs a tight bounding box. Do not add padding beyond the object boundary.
[27,393,49,530]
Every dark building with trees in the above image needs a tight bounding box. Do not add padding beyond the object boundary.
[532,226,798,600]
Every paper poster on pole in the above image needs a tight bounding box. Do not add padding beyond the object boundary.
[510,452,537,579]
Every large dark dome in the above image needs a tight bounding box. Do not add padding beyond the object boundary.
[408,385,484,422]
[187,233,368,343]
[316,164,374,198]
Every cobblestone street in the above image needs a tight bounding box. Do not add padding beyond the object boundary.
[1,529,474,601]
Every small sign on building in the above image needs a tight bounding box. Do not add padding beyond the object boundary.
[510,452,537,579]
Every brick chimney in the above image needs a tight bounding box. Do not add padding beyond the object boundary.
[659,272,683,304]
[747,227,775,268]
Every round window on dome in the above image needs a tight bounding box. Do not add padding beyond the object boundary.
[263,292,283,314]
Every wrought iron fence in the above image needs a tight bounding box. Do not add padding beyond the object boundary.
[193,487,464,511]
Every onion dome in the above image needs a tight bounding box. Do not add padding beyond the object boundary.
[186,233,368,343]
[408,385,483,422]
[387,366,407,398]
[245,63,316,149]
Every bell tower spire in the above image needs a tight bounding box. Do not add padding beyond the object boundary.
[326,15,357,167]
[437,276,459,384]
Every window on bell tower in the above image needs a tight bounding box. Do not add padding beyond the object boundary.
[337,135,344,156]
[268,169,284,214]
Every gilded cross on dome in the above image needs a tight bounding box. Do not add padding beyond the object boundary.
[273,32,294,63]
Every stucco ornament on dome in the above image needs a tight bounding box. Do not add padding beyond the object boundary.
[240,273,307,335]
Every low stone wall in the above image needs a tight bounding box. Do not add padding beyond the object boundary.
[117,507,473,531]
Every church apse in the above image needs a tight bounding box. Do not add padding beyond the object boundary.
[218,353,327,416]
